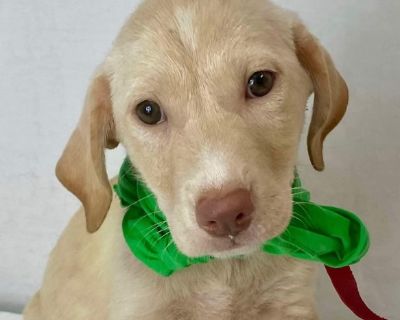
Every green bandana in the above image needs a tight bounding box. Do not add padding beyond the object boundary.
[114,158,370,277]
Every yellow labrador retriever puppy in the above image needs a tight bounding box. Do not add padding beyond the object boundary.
[24,0,348,319]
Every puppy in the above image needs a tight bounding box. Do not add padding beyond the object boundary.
[24,0,348,319]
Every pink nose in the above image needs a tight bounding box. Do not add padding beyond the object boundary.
[196,189,254,237]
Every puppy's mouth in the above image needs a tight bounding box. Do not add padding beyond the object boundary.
[207,234,261,258]
[171,218,290,259]
[206,223,283,258]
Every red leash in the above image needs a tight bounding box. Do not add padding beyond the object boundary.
[325,266,387,320]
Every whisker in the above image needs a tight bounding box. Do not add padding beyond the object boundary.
[161,238,175,258]
[124,194,154,210]
[139,220,169,234]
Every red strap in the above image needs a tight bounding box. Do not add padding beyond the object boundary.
[325,266,387,320]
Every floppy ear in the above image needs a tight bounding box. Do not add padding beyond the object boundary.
[293,22,349,171]
[56,67,119,233]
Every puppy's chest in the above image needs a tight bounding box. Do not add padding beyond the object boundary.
[116,254,311,320]
[160,257,292,320]
[178,277,272,320]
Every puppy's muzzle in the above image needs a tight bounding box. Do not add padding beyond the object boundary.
[195,188,254,237]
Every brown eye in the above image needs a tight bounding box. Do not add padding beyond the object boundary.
[247,71,275,98]
[136,100,165,125]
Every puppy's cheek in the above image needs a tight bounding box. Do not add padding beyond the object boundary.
[257,191,293,239]
[269,199,293,238]
[162,209,202,257]
[169,227,205,257]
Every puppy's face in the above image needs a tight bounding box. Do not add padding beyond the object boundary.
[57,0,348,258]
[111,0,311,257]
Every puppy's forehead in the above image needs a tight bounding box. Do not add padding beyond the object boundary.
[118,0,292,51]
[110,0,295,101]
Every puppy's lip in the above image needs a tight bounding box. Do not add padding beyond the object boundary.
[193,219,289,257]
[210,241,260,258]
[175,235,258,258]
[203,235,264,256]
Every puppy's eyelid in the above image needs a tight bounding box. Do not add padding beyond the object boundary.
[246,61,280,77]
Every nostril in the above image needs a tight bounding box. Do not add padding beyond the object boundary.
[207,220,217,228]
[235,212,247,225]
[203,220,218,232]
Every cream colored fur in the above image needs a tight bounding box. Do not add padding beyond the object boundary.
[24,0,348,319]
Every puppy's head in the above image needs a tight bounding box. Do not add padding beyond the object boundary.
[56,0,348,258]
